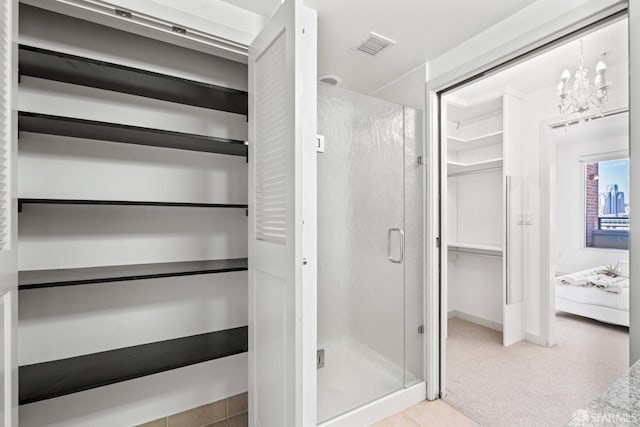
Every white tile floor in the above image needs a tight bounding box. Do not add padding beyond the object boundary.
[317,336,417,423]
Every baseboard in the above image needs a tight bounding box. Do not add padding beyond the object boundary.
[525,331,542,345]
[318,382,426,427]
[450,311,543,344]
[448,310,503,332]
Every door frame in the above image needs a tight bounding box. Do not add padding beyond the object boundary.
[629,0,640,365]
[424,0,632,399]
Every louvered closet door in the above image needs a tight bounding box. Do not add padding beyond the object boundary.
[248,0,317,426]
[0,0,18,426]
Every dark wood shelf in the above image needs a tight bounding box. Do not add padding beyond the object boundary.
[19,327,248,405]
[18,112,248,156]
[19,258,248,290]
[19,45,248,115]
[18,198,248,212]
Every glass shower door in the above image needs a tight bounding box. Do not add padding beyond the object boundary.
[316,85,406,422]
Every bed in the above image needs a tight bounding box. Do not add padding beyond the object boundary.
[555,266,629,327]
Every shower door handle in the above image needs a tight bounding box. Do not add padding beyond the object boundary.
[387,228,405,264]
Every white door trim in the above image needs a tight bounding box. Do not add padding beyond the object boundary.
[629,0,640,366]
[424,86,441,400]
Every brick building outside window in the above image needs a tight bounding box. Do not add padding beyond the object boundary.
[584,158,629,250]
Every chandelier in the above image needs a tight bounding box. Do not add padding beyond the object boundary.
[556,40,611,123]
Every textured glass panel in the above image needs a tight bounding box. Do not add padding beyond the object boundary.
[317,84,405,422]
[403,106,424,385]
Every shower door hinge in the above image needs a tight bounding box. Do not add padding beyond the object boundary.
[418,325,424,334]
[317,349,325,369]
[417,155,423,165]
[316,135,325,153]
[436,237,440,248]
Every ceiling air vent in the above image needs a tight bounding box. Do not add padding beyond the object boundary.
[356,32,396,56]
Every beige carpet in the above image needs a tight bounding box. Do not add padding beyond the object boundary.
[444,314,629,427]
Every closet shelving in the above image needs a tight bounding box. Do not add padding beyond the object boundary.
[17,39,249,403]
[447,157,503,176]
[446,97,504,256]
[19,326,249,404]
[447,242,503,257]
[19,258,249,290]
[18,112,248,156]
[19,45,248,115]
[446,90,526,344]
[447,130,504,151]
[18,198,248,212]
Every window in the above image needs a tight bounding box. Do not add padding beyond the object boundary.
[584,158,629,249]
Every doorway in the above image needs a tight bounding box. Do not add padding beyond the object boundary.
[438,14,630,426]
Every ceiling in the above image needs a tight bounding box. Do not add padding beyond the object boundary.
[449,17,628,104]
[223,0,538,93]
[221,0,282,17]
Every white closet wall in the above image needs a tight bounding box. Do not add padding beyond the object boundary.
[446,91,526,343]
[19,355,248,427]
[447,99,505,328]
[18,4,249,426]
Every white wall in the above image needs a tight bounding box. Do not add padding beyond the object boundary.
[19,273,248,364]
[18,6,248,426]
[447,168,503,327]
[372,64,428,111]
[19,354,248,427]
[447,253,503,327]
[554,130,629,275]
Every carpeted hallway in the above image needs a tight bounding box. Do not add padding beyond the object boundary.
[444,313,629,427]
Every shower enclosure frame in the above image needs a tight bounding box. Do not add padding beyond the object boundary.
[425,0,632,400]
[315,86,427,427]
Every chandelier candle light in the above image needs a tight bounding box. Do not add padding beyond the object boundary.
[556,39,611,124]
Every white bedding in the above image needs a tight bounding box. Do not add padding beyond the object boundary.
[557,266,629,293]
[556,281,629,311]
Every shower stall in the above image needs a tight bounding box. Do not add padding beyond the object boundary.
[316,85,425,424]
